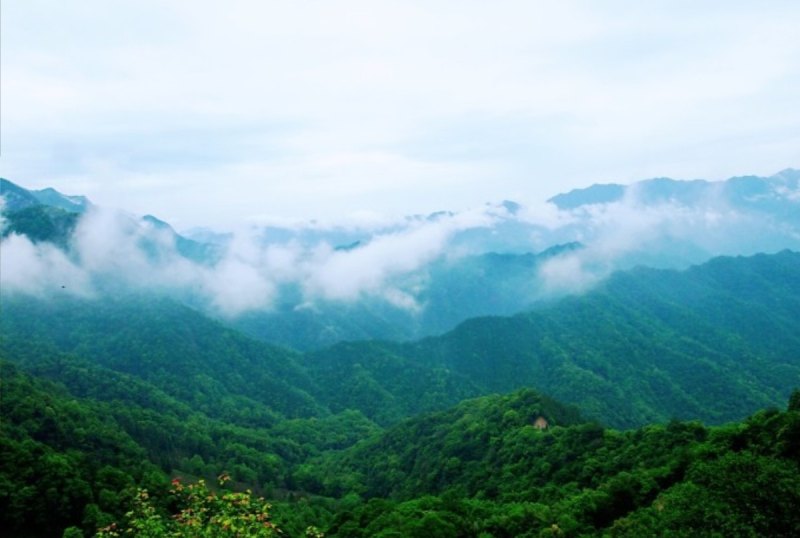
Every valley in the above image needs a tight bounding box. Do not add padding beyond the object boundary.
[2,174,800,536]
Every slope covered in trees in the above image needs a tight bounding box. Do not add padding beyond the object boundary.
[6,353,798,537]
[7,172,800,352]
[4,250,800,436]
[0,298,380,536]
[0,296,324,422]
[4,250,799,431]
[312,388,800,537]
[0,353,375,537]
[231,244,583,351]
[3,242,800,535]
[301,250,800,428]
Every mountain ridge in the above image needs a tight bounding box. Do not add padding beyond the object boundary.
[3,170,800,353]
[548,167,800,210]
[300,249,800,428]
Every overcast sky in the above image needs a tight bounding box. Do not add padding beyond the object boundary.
[2,1,799,230]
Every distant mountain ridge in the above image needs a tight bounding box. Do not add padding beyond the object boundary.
[0,178,217,264]
[30,187,92,213]
[3,170,800,351]
[549,168,800,212]
[0,178,93,213]
[300,249,800,428]
[4,173,800,537]
[0,178,41,211]
[4,248,799,429]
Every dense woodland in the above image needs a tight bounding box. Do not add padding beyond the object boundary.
[2,356,800,537]
[2,191,800,536]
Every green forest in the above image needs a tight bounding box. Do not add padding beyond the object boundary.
[2,357,800,537]
[2,198,800,536]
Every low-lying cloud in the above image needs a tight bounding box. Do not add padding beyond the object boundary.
[3,178,799,318]
[537,185,800,295]
[0,204,498,316]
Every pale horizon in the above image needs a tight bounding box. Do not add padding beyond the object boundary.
[3,1,800,229]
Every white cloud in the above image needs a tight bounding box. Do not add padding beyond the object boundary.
[301,209,493,303]
[537,183,800,296]
[0,203,498,315]
[0,233,93,298]
[3,174,799,315]
[3,1,799,227]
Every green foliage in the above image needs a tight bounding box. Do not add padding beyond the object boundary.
[1,205,80,247]
[0,361,166,537]
[303,341,481,425]
[0,295,324,423]
[3,251,800,536]
[305,250,800,428]
[4,345,800,536]
[789,389,800,412]
[95,475,278,537]
[319,393,800,537]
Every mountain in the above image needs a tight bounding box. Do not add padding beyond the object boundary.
[0,178,93,213]
[1,178,42,212]
[308,388,800,537]
[5,248,797,431]
[0,350,378,537]
[0,291,490,430]
[30,187,93,213]
[6,345,798,537]
[4,170,800,354]
[0,295,323,422]
[0,175,579,351]
[0,295,383,536]
[2,245,800,536]
[548,168,800,212]
[1,204,81,248]
[4,172,800,428]
[140,214,220,263]
[231,243,583,351]
[299,250,800,428]
[0,178,218,264]
[548,182,627,209]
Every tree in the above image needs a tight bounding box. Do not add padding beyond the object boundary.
[95,474,279,537]
[788,389,800,412]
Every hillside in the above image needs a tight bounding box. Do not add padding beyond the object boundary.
[0,295,323,422]
[0,351,377,537]
[4,249,798,432]
[5,352,798,537]
[5,171,800,352]
[301,250,800,428]
[3,177,800,536]
[310,388,800,537]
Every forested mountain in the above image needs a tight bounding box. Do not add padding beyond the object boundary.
[0,343,377,536]
[4,171,800,351]
[231,243,583,350]
[5,249,797,433]
[3,174,800,536]
[310,388,800,537]
[301,250,800,428]
[5,357,798,536]
[1,270,799,535]
[0,296,322,422]
[1,204,81,248]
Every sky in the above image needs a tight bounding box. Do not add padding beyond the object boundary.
[2,1,800,230]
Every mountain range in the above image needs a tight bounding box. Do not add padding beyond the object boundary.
[2,171,800,536]
[3,169,800,350]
